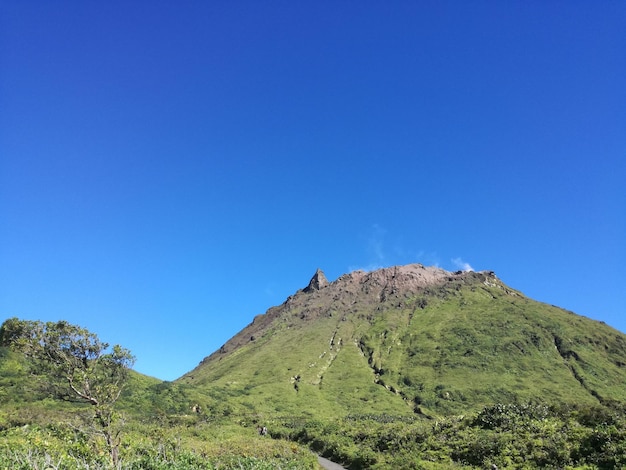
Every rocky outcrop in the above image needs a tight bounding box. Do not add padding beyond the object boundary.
[197,264,501,366]
[304,268,329,292]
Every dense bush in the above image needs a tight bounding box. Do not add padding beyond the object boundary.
[0,420,318,469]
[3,401,626,469]
[273,402,626,469]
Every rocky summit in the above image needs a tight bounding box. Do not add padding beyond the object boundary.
[182,264,626,418]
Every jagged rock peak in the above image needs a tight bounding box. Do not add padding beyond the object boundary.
[304,268,329,292]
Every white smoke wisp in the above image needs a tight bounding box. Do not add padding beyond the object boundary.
[349,224,387,272]
[452,257,474,272]
[368,224,386,265]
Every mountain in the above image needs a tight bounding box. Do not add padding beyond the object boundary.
[180,264,626,418]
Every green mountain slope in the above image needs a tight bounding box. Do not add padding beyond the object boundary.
[180,264,626,418]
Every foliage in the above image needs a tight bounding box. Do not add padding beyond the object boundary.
[0,318,135,466]
[0,419,318,469]
[1,318,135,405]
[272,403,626,469]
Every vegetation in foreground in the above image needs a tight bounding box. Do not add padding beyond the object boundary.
[273,402,626,469]
[0,318,319,469]
[2,296,626,469]
[0,416,317,469]
[2,397,626,469]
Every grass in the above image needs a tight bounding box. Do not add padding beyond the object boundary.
[179,273,626,420]
[3,268,626,468]
[0,418,320,469]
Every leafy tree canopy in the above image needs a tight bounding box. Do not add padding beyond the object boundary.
[0,318,135,405]
[1,317,135,407]
[0,317,135,465]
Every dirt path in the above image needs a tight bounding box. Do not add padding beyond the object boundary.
[317,455,347,470]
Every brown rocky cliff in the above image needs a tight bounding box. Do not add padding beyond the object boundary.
[195,264,503,366]
[303,268,329,292]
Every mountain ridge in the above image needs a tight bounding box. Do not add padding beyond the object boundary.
[181,264,626,418]
[198,264,509,366]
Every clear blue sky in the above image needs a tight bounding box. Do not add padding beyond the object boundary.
[1,1,624,381]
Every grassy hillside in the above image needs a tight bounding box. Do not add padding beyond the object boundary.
[3,265,626,468]
[180,267,626,419]
[359,281,626,415]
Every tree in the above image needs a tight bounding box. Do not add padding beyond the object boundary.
[0,317,135,466]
